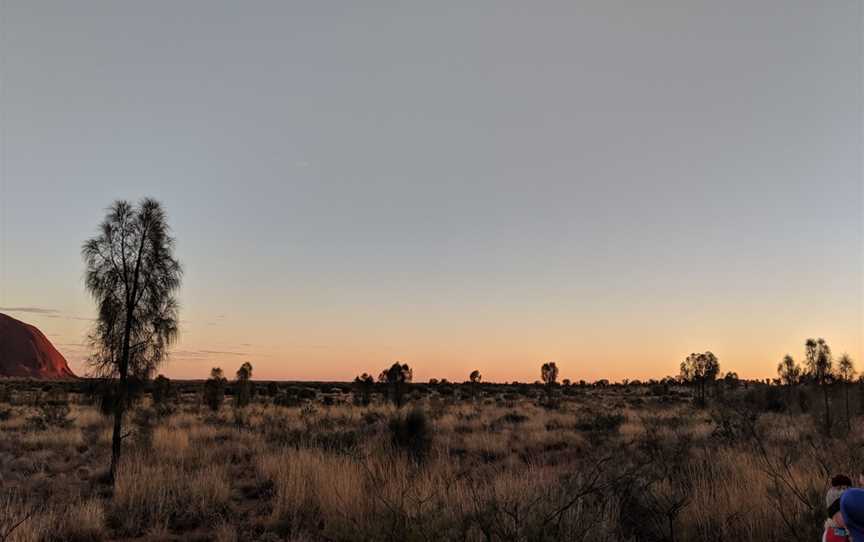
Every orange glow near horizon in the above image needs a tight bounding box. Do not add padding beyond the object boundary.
[8,300,861,384]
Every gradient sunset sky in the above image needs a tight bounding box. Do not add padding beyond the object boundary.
[1,1,862,382]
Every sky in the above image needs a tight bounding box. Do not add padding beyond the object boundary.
[0,1,862,382]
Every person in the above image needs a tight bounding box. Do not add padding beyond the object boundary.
[825,486,851,542]
[834,475,854,489]
[841,488,864,542]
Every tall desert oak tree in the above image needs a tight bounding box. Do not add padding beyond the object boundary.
[83,199,182,483]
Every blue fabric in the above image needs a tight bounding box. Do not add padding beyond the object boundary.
[842,488,864,542]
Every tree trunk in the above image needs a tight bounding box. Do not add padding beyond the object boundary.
[108,216,150,485]
[110,245,143,483]
[110,332,131,483]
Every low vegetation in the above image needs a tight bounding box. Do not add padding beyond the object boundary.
[1,352,863,541]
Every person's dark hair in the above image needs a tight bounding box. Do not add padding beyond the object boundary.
[828,497,843,519]
[832,474,853,488]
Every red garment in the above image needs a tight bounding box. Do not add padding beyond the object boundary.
[824,526,850,542]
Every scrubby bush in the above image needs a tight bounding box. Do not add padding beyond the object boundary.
[574,409,624,434]
[152,374,172,405]
[28,388,75,430]
[204,368,227,412]
[297,387,317,400]
[234,362,253,408]
[389,407,433,462]
[266,381,279,397]
[131,407,156,449]
[496,411,529,425]
[273,391,301,407]
[353,373,374,406]
[710,403,757,444]
[380,362,413,407]
[86,378,144,416]
[740,385,786,413]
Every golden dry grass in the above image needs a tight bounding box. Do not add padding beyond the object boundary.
[0,383,858,541]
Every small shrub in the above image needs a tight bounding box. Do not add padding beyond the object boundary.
[709,404,757,444]
[298,387,317,400]
[28,389,74,430]
[234,362,253,408]
[151,374,172,405]
[300,403,318,419]
[90,379,143,417]
[204,371,227,412]
[363,411,386,425]
[273,391,300,407]
[574,409,625,434]
[388,407,433,462]
[266,381,279,397]
[131,407,156,449]
[497,411,529,425]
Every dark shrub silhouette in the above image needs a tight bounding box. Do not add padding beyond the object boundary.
[152,374,172,405]
[353,373,374,406]
[234,362,253,408]
[679,351,719,406]
[389,406,432,462]
[540,362,559,406]
[804,338,833,434]
[204,367,227,412]
[379,362,412,407]
[574,409,624,434]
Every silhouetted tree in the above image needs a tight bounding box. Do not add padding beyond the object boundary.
[804,338,833,434]
[679,351,719,406]
[82,198,182,483]
[380,362,412,407]
[204,367,227,412]
[837,353,855,430]
[776,354,802,407]
[777,354,801,387]
[467,370,482,399]
[353,373,374,406]
[540,362,559,405]
[234,362,253,408]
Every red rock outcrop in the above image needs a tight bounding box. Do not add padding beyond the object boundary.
[0,313,76,379]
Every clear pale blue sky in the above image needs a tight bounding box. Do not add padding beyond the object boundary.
[1,1,862,381]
